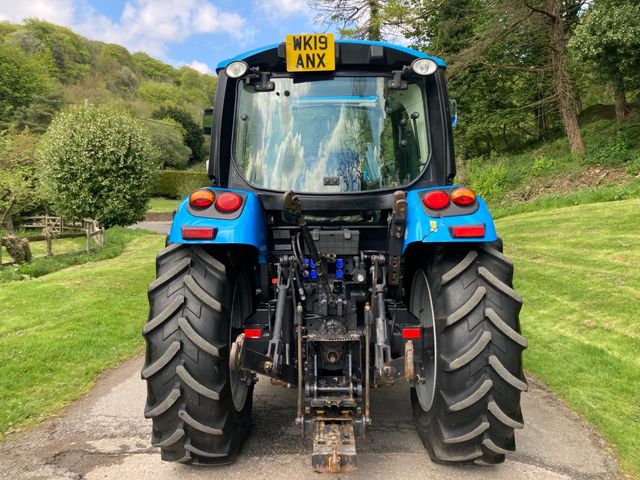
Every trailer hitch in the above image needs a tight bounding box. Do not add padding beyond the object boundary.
[312,418,357,473]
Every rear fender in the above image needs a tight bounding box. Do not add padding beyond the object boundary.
[403,187,497,252]
[168,188,268,263]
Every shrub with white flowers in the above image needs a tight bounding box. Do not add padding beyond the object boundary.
[38,105,160,227]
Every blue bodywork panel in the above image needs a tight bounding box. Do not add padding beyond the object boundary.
[170,186,495,261]
[168,188,268,263]
[403,187,497,252]
[216,39,446,71]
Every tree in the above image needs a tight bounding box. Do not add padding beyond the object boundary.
[147,118,192,169]
[10,90,63,133]
[308,0,410,40]
[38,105,160,227]
[570,0,640,120]
[406,0,480,58]
[95,44,139,96]
[404,0,586,157]
[0,130,44,234]
[0,43,50,126]
[152,106,205,163]
[23,19,91,83]
[132,52,178,82]
[177,66,217,104]
[524,0,585,155]
[406,0,558,158]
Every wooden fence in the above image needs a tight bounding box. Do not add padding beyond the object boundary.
[0,216,104,265]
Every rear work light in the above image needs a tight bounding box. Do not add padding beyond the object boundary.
[450,187,476,206]
[182,226,216,240]
[215,192,243,213]
[411,58,438,76]
[244,328,262,339]
[423,190,450,210]
[451,224,485,238]
[226,61,249,79]
[189,189,215,209]
[402,327,422,339]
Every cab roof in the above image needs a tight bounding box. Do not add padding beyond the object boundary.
[216,39,446,73]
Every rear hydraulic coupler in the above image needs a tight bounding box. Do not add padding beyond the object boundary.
[283,190,332,299]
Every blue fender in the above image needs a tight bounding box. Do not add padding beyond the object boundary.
[168,188,268,263]
[403,187,497,252]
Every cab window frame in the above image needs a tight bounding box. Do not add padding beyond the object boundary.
[229,70,433,195]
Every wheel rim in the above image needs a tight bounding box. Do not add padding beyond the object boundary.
[410,269,437,411]
[230,272,251,411]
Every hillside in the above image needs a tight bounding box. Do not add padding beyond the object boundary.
[0,19,215,165]
[463,112,640,216]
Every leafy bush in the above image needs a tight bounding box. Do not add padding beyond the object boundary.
[466,158,509,200]
[38,105,160,227]
[150,170,210,199]
[531,155,554,176]
[584,118,640,166]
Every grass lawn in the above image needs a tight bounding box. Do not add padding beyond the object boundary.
[1,198,638,477]
[148,196,179,213]
[0,233,164,435]
[497,198,640,476]
[0,227,150,283]
[1,236,85,262]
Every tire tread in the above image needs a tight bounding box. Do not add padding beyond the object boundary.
[411,241,526,465]
[142,244,253,465]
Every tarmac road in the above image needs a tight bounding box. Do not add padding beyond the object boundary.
[132,221,171,235]
[0,354,621,480]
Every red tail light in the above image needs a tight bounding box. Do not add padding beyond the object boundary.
[451,224,485,238]
[189,189,215,209]
[402,327,422,339]
[182,226,216,240]
[215,192,243,213]
[450,187,476,206]
[244,328,262,339]
[423,190,450,210]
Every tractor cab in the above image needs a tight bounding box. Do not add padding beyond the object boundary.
[208,36,455,212]
[142,35,526,474]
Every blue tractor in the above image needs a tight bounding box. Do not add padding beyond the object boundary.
[142,35,527,473]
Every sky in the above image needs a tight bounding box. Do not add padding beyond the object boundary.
[0,0,334,75]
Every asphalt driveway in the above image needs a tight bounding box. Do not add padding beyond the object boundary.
[0,355,620,479]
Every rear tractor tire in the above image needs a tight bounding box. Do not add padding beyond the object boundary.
[142,243,254,465]
[409,242,527,464]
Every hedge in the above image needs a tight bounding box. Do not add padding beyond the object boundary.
[150,170,210,199]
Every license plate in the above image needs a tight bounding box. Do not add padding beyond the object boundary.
[285,33,335,72]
